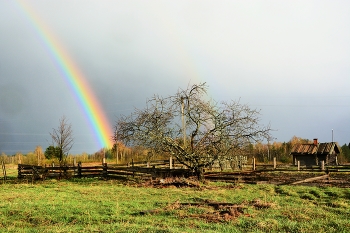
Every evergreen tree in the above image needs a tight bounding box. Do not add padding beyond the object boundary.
[341,143,350,162]
[44,146,62,160]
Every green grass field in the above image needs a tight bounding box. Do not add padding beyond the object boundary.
[1,176,350,233]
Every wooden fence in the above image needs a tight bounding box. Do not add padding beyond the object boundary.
[17,156,350,181]
[18,159,192,180]
[214,157,350,172]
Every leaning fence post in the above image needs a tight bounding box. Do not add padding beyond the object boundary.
[253,157,256,171]
[273,157,277,169]
[297,161,300,171]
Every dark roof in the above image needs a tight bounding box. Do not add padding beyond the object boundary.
[291,142,340,155]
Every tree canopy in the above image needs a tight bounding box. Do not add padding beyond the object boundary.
[114,83,271,179]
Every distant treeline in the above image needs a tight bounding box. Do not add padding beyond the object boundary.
[1,136,350,165]
[0,143,168,166]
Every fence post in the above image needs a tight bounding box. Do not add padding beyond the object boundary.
[147,161,150,168]
[253,157,256,171]
[77,162,82,178]
[73,158,77,177]
[18,164,22,178]
[297,161,300,171]
[102,162,108,179]
[273,157,276,169]
[63,165,68,178]
[169,156,173,169]
[1,161,6,181]
[102,158,106,165]
[152,165,156,180]
[132,159,134,167]
[321,160,325,171]
[116,147,119,164]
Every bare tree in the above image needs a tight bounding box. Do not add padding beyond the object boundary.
[34,146,44,166]
[50,116,74,163]
[114,83,271,179]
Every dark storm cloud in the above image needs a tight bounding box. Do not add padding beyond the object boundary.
[0,84,28,117]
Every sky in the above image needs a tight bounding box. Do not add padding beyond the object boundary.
[0,0,349,155]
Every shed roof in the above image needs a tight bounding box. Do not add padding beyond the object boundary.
[291,142,340,155]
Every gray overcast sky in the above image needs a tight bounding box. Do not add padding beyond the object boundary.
[0,0,349,154]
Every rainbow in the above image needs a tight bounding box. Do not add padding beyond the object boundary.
[15,1,113,149]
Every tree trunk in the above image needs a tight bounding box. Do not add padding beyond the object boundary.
[195,167,205,181]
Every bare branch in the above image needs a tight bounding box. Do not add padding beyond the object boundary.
[50,116,74,163]
[114,83,271,179]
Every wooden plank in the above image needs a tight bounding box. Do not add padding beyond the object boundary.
[44,168,75,172]
[291,174,329,185]
[77,166,103,169]
[107,171,135,176]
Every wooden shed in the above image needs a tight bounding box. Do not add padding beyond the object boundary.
[291,139,340,167]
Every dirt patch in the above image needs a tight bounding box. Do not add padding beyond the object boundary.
[136,199,276,222]
[139,177,202,188]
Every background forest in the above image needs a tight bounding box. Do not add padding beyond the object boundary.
[1,136,349,166]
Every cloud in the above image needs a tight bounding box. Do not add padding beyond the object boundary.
[0,0,349,154]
